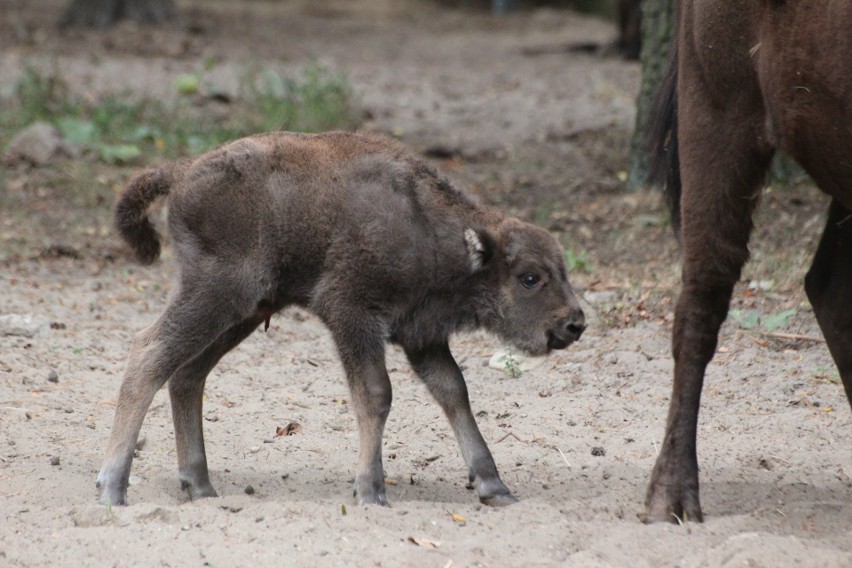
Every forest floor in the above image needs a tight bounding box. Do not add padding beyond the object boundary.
[1,1,850,566]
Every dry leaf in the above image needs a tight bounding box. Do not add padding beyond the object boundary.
[275,422,303,437]
[407,536,440,549]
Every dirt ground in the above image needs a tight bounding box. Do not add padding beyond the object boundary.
[1,1,850,566]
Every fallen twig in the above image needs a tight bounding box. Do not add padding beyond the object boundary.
[495,431,527,444]
[756,331,825,343]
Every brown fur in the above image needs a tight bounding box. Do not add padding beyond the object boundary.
[97,131,586,507]
[646,0,852,523]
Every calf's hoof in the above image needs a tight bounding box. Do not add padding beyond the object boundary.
[354,477,390,507]
[479,492,519,507]
[474,476,517,507]
[96,472,128,507]
[181,479,219,501]
[357,493,390,507]
[97,487,128,507]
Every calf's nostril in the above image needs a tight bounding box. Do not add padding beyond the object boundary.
[565,320,586,339]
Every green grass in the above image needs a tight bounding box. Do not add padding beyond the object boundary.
[565,248,591,273]
[1,63,361,164]
[243,65,359,134]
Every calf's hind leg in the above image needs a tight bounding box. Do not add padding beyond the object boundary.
[346,354,393,506]
[805,199,852,407]
[97,284,251,506]
[405,343,516,506]
[169,315,264,500]
[327,316,393,506]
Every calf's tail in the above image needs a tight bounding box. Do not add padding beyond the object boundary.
[647,42,681,238]
[115,163,178,264]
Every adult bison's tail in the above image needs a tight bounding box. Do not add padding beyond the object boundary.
[647,43,681,238]
[115,164,179,265]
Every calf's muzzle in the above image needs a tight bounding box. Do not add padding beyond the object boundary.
[547,308,586,350]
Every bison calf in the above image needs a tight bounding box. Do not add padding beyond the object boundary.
[97,131,585,507]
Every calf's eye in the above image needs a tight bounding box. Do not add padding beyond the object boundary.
[520,273,541,289]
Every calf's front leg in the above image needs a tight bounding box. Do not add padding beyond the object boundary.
[405,343,517,506]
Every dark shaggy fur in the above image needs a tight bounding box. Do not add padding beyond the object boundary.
[97,131,587,509]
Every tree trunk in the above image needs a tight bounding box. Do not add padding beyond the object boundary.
[626,0,674,190]
[59,0,177,29]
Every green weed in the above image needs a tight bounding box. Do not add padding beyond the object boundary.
[241,64,359,133]
[1,63,360,163]
[728,308,797,332]
[812,365,840,384]
[9,65,81,126]
[504,352,522,378]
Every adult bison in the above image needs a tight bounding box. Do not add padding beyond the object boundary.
[646,0,852,523]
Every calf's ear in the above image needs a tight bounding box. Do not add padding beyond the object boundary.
[464,227,495,272]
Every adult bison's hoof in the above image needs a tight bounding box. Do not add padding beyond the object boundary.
[643,476,703,524]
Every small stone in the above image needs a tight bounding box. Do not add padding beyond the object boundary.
[50,456,60,466]
[47,370,59,383]
[583,290,618,305]
[4,122,62,166]
[244,485,255,495]
[0,314,49,338]
[488,347,543,376]
[591,446,606,457]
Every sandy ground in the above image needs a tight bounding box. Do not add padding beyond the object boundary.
[1,1,851,567]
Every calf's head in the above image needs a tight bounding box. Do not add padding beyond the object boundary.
[467,219,586,356]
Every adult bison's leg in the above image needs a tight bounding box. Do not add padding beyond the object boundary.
[805,199,852,407]
[644,61,774,523]
[645,150,770,523]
